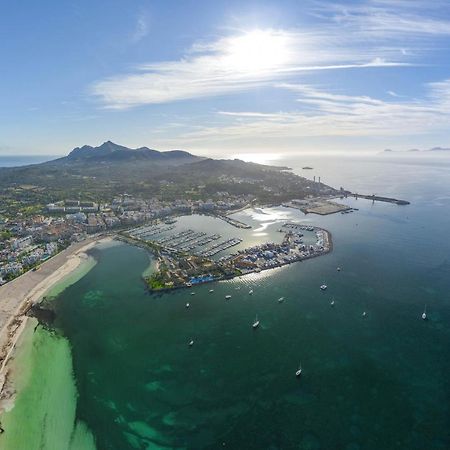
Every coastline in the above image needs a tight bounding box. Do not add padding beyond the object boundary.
[0,234,113,416]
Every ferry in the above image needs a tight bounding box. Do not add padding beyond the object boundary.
[320,284,327,291]
[252,315,260,329]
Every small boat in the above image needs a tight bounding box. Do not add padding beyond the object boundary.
[337,267,341,272]
[188,339,194,347]
[362,311,367,317]
[249,289,254,295]
[209,289,214,293]
[225,295,232,300]
[190,292,195,296]
[278,297,285,303]
[252,315,260,329]
[320,284,327,291]
[422,305,427,320]
[186,302,190,308]
[296,363,302,377]
[330,298,335,306]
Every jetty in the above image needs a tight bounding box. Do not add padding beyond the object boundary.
[351,193,410,205]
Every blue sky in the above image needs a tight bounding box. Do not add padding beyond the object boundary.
[2,0,450,156]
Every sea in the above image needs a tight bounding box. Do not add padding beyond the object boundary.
[0,155,57,167]
[1,153,450,450]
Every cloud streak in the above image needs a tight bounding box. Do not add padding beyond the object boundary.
[173,79,450,145]
[91,19,414,109]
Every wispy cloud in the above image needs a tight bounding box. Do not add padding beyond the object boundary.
[90,0,450,122]
[131,13,149,43]
[172,79,450,144]
[91,21,411,109]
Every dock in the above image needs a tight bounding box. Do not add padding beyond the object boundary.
[351,193,410,205]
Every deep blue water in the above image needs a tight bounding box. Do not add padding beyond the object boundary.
[50,154,450,449]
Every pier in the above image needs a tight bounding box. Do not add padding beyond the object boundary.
[351,193,410,205]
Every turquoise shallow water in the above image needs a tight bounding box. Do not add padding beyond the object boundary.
[19,155,450,449]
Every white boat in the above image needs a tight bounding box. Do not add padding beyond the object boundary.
[337,267,341,272]
[330,298,335,306]
[252,315,260,329]
[225,295,231,300]
[362,311,367,317]
[422,305,427,320]
[186,302,190,308]
[249,289,254,295]
[296,363,302,377]
[190,292,195,296]
[320,284,327,291]
[209,289,214,293]
[188,339,194,347]
[278,297,285,303]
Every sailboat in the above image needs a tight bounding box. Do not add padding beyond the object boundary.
[296,363,302,377]
[422,305,427,320]
[252,315,260,329]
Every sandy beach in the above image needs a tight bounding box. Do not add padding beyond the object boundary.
[0,234,113,412]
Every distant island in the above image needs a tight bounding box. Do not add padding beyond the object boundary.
[381,146,450,154]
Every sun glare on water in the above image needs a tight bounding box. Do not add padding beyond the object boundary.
[223,30,290,74]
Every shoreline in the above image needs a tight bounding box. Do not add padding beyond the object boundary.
[0,234,112,415]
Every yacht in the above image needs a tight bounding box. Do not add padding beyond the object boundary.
[225,295,232,300]
[252,315,260,329]
[422,305,427,320]
[296,363,302,377]
[278,297,285,303]
[320,284,328,291]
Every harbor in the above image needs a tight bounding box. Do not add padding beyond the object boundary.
[123,213,332,291]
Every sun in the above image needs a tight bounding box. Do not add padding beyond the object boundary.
[223,30,290,74]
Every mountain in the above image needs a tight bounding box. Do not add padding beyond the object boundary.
[51,141,199,164]
[0,142,336,205]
